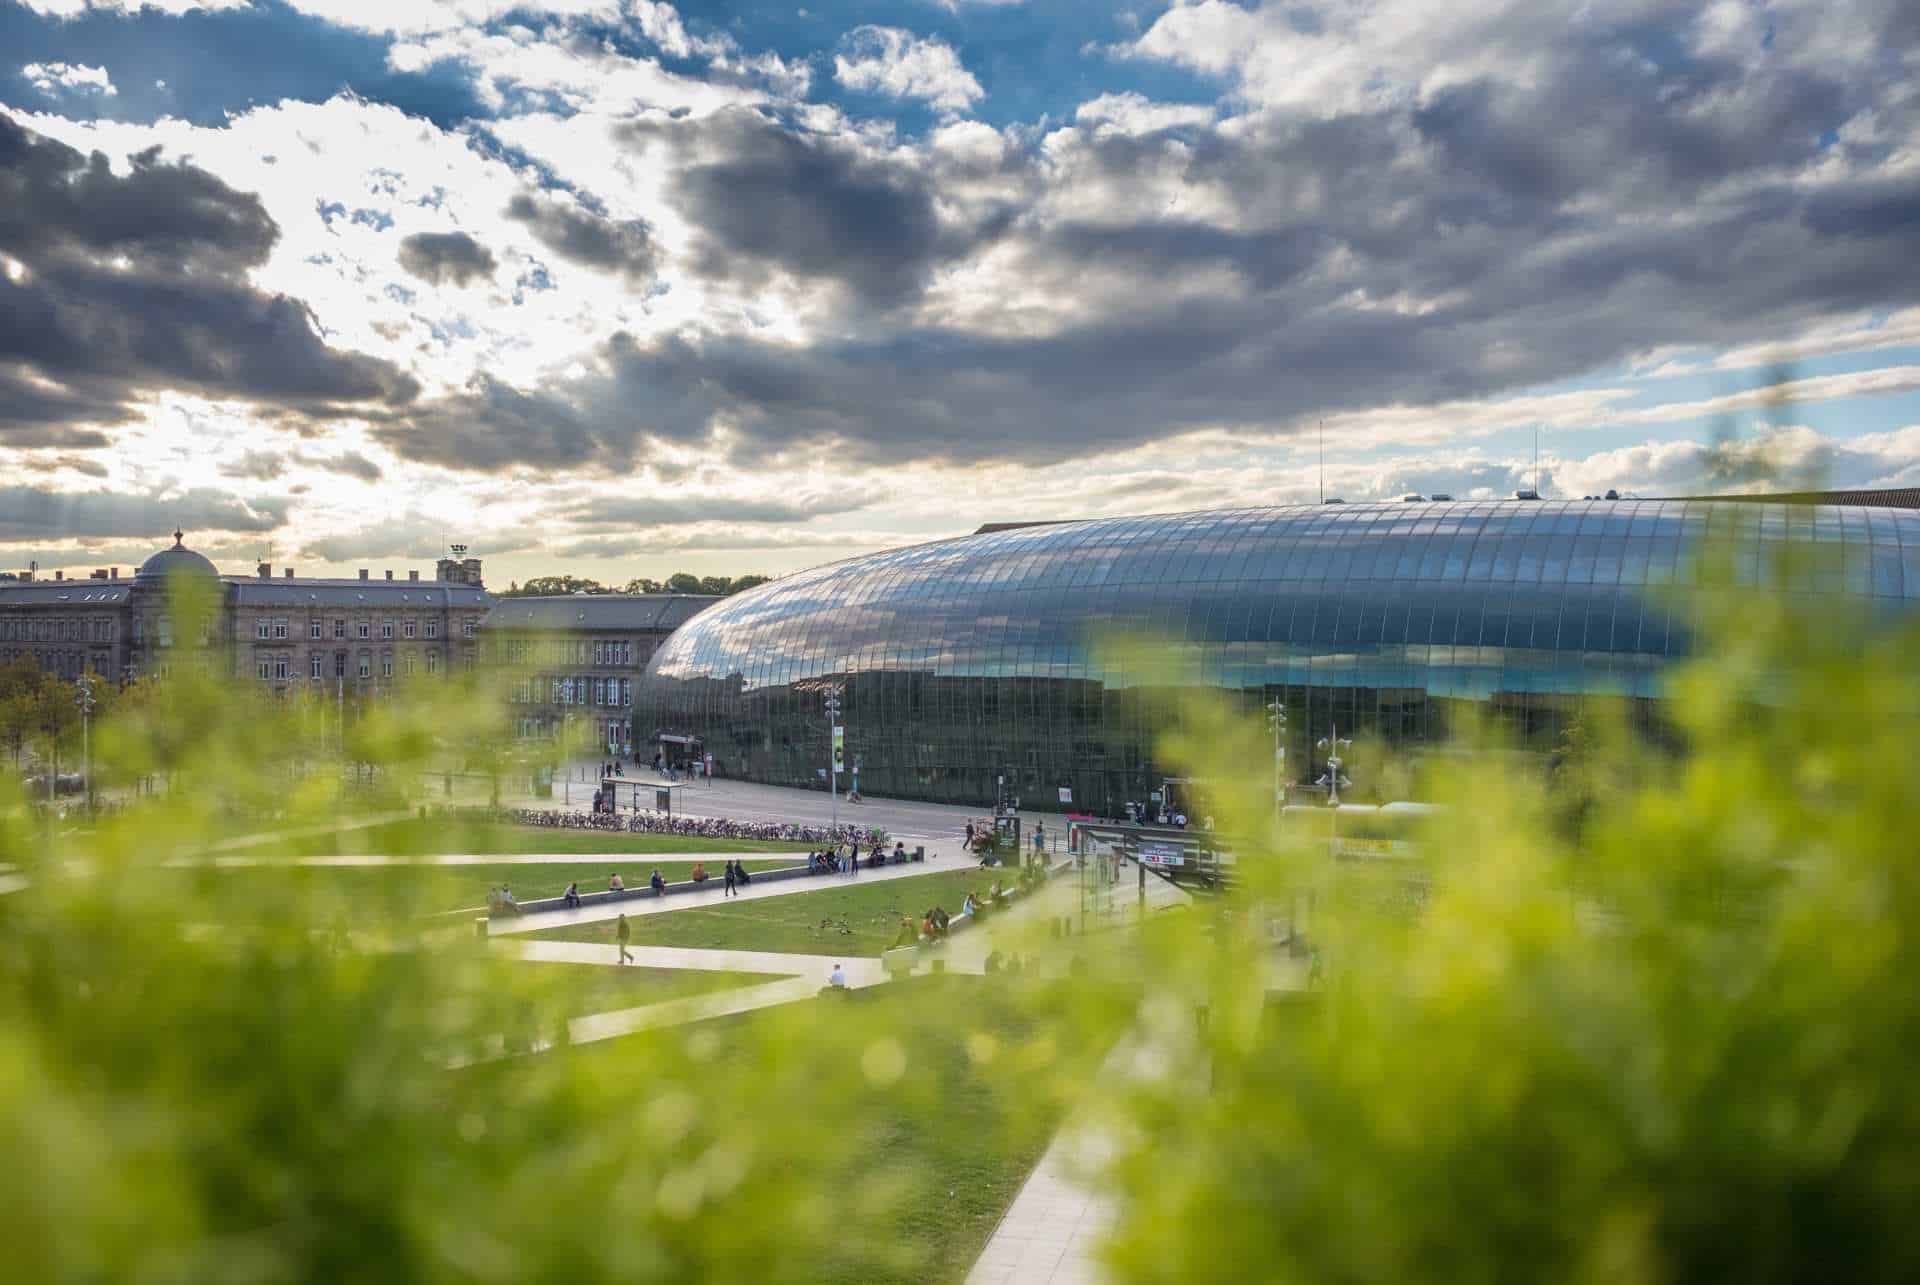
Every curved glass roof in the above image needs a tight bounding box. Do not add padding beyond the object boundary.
[647,500,1920,702]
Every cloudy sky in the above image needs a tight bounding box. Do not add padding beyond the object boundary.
[3,0,1918,585]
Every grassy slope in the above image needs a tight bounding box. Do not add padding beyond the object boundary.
[219,816,813,859]
[558,976,1104,1284]
[527,867,1000,957]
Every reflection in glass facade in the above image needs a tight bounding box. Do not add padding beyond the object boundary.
[639,501,1920,812]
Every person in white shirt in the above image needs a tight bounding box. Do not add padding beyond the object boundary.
[828,963,847,989]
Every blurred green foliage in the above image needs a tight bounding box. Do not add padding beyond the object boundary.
[5,540,1920,1283]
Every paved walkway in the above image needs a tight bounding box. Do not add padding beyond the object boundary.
[485,855,969,938]
[184,852,802,868]
[516,766,999,847]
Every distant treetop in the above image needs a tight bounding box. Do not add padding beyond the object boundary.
[498,573,770,598]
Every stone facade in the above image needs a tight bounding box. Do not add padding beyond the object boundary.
[479,595,717,752]
[0,534,488,697]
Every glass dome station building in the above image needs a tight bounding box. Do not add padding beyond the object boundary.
[638,500,1920,813]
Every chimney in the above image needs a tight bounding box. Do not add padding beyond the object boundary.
[54,569,63,581]
[90,569,108,580]
[284,568,294,579]
[384,570,394,581]
[408,570,419,582]
[359,569,369,581]
[109,568,118,580]
[257,562,271,579]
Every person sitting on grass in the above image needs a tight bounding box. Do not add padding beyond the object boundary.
[961,891,979,919]
[828,962,847,990]
[608,871,624,891]
[690,862,709,883]
[649,869,666,894]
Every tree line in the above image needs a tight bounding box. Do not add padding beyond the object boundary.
[497,573,772,598]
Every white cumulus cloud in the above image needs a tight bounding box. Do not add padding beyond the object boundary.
[834,26,983,114]
[22,62,117,96]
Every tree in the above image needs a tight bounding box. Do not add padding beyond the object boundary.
[728,574,771,594]
[666,572,702,594]
[620,577,663,595]
[499,575,607,597]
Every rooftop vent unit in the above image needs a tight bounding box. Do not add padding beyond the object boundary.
[1515,489,1542,501]
[1322,496,1346,505]
[1429,493,1455,501]
[1401,493,1427,502]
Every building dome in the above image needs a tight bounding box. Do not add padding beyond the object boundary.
[135,530,220,585]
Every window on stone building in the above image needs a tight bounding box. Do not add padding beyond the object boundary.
[257,620,271,640]
[381,653,393,678]
[310,620,322,640]
[158,619,172,647]
[258,660,271,680]
[274,658,289,681]
[463,619,475,639]
[334,619,346,639]
[311,655,323,679]
[381,620,394,640]
[403,653,415,676]
[358,655,371,679]
[426,619,439,639]
[357,621,370,640]
[404,620,416,639]
[426,650,439,674]
[274,619,288,640]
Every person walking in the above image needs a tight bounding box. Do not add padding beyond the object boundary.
[723,859,738,898]
[616,913,632,966]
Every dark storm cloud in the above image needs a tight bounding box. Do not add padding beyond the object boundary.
[371,2,1920,473]
[396,230,497,287]
[0,484,287,543]
[626,108,1011,307]
[0,113,419,442]
[504,192,658,283]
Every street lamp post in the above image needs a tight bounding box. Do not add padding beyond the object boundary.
[823,686,842,829]
[1265,697,1288,824]
[1315,723,1355,847]
[75,673,97,816]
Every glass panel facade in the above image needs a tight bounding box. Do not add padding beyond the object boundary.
[638,501,1920,812]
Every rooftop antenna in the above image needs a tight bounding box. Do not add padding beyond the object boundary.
[1533,425,1541,498]
[1318,419,1324,505]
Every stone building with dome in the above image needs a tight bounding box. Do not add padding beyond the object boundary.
[0,533,491,695]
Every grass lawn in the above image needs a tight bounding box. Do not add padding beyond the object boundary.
[527,867,1004,957]
[217,816,813,859]
[154,858,801,918]
[483,959,776,1016]
[552,975,1110,1284]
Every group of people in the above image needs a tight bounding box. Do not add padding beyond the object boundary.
[806,838,916,875]
[485,885,522,917]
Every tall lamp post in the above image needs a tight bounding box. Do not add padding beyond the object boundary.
[1265,697,1288,823]
[1315,723,1354,849]
[823,685,843,829]
[75,673,97,816]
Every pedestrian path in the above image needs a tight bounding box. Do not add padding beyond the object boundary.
[502,938,893,983]
[183,852,802,868]
[486,856,966,938]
